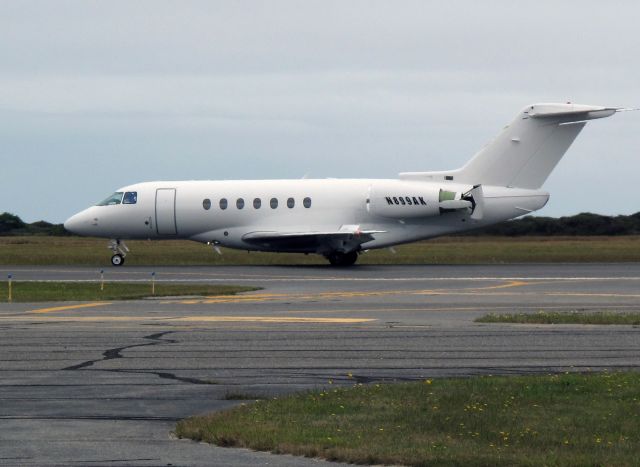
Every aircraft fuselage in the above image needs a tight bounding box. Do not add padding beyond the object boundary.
[65,178,548,252]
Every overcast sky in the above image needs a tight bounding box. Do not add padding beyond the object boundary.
[1,0,638,223]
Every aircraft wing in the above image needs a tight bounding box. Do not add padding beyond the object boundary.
[242,225,385,253]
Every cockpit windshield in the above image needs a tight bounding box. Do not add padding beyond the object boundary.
[96,192,123,206]
[123,192,137,204]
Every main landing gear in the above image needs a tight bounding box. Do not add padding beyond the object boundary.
[108,239,129,266]
[325,251,358,267]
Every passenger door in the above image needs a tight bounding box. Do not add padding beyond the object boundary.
[155,188,177,235]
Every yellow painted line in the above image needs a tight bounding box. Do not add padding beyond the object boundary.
[170,316,375,323]
[29,302,112,314]
[1,315,375,324]
[470,280,530,290]
[170,280,533,305]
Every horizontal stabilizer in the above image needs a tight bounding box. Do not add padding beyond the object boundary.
[528,104,618,120]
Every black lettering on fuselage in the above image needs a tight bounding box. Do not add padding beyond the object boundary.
[385,195,428,207]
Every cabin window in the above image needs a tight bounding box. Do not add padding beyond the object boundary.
[202,198,211,210]
[270,197,278,209]
[287,197,295,208]
[96,192,123,206]
[303,197,311,208]
[253,198,261,209]
[236,198,245,209]
[123,192,137,204]
[219,198,228,210]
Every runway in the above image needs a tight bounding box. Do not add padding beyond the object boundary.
[1,264,639,466]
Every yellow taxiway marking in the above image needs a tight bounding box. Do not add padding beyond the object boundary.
[472,280,530,290]
[1,315,375,324]
[29,302,112,314]
[161,280,533,305]
[169,316,375,323]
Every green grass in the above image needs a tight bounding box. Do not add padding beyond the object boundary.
[476,311,640,325]
[176,372,640,466]
[0,281,257,302]
[2,235,640,265]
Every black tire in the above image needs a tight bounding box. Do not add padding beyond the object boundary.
[327,251,358,267]
[111,254,125,266]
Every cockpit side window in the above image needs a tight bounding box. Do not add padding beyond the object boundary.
[123,192,138,204]
[96,192,123,206]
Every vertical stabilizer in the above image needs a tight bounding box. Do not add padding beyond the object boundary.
[400,103,619,188]
[453,103,617,189]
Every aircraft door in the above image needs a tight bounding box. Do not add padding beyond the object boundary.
[155,188,177,235]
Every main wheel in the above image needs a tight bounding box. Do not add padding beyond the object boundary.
[111,254,125,266]
[327,251,358,267]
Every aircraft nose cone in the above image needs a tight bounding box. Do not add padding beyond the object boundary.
[64,211,93,235]
[63,213,81,234]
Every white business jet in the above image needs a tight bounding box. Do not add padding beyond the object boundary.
[64,103,623,266]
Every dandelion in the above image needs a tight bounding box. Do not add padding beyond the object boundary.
[425,379,432,385]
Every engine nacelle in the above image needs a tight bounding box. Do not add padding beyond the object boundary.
[368,181,473,219]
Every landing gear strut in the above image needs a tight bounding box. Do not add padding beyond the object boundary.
[108,239,129,267]
[326,251,358,267]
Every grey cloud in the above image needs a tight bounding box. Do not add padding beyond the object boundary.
[0,1,638,222]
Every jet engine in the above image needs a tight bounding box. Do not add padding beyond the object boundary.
[368,182,483,219]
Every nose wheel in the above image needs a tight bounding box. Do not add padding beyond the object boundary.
[111,254,125,266]
[108,239,129,267]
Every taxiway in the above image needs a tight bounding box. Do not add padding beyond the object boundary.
[0,264,639,466]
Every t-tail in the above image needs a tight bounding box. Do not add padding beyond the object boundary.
[401,103,621,189]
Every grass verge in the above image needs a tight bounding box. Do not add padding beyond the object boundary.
[2,235,640,265]
[476,311,640,325]
[0,281,258,302]
[176,372,640,466]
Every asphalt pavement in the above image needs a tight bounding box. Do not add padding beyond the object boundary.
[1,264,639,466]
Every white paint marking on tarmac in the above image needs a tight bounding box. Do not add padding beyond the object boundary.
[6,276,640,283]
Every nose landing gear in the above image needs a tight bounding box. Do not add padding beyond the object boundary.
[108,239,129,266]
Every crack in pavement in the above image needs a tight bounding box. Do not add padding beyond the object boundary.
[63,331,177,371]
[62,331,215,385]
